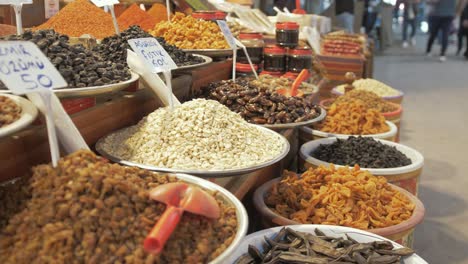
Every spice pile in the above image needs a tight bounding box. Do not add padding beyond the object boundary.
[0,150,238,263]
[150,12,229,49]
[34,0,120,39]
[317,101,389,134]
[0,96,21,128]
[266,165,415,229]
[117,4,157,31]
[4,30,131,88]
[235,227,415,264]
[336,78,401,97]
[94,26,204,67]
[147,3,169,25]
[334,89,398,113]
[100,99,285,170]
[312,137,412,168]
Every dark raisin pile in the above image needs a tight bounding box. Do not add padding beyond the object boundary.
[94,26,204,67]
[2,29,131,88]
[312,136,412,168]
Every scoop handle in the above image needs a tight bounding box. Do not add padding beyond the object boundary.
[144,206,184,254]
[291,69,310,96]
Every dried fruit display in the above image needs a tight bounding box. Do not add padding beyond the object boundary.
[0,96,21,128]
[235,227,415,264]
[266,165,415,229]
[317,101,389,135]
[200,77,320,125]
[312,137,412,168]
[0,150,237,263]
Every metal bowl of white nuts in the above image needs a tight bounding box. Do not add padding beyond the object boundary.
[95,99,291,178]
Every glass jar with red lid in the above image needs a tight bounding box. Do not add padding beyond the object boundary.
[236,62,259,77]
[192,11,217,21]
[276,22,299,48]
[215,11,227,20]
[263,45,286,72]
[288,46,313,73]
[237,32,264,64]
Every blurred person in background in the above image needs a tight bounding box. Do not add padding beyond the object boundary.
[457,1,468,58]
[425,0,465,62]
[336,0,355,32]
[402,0,420,48]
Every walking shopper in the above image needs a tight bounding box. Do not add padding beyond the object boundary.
[402,0,420,48]
[336,0,355,33]
[425,0,459,62]
[458,2,468,58]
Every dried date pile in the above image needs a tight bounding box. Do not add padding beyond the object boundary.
[235,227,415,264]
[1,29,131,88]
[0,96,21,128]
[312,137,412,168]
[200,78,320,125]
[94,26,204,67]
[0,150,238,263]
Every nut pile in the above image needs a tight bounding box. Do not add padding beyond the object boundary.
[334,89,398,113]
[0,96,21,128]
[200,78,320,125]
[336,78,401,97]
[3,30,131,88]
[100,99,285,170]
[0,150,238,263]
[317,101,389,135]
[266,165,415,229]
[312,137,412,168]
[150,12,229,49]
[94,26,204,67]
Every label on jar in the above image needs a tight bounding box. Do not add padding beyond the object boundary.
[0,41,67,95]
[128,38,178,73]
[90,0,118,7]
[217,20,237,49]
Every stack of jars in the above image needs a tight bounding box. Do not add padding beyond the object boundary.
[235,22,313,79]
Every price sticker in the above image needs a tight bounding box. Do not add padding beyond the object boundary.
[0,41,67,95]
[217,20,237,49]
[128,38,177,73]
[90,0,118,7]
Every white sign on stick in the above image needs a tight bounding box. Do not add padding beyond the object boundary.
[0,41,67,95]
[128,38,178,73]
[90,0,118,7]
[217,20,237,49]
[0,0,32,5]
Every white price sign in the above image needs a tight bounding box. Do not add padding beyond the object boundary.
[217,20,237,49]
[0,0,32,5]
[0,41,67,95]
[90,0,118,7]
[128,38,178,73]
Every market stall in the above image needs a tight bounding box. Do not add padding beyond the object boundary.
[0,1,427,263]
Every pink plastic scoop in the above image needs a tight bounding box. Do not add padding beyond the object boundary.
[144,182,221,254]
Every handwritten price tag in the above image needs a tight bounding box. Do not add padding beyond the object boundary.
[90,0,118,7]
[0,41,67,95]
[128,38,177,73]
[217,20,237,49]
